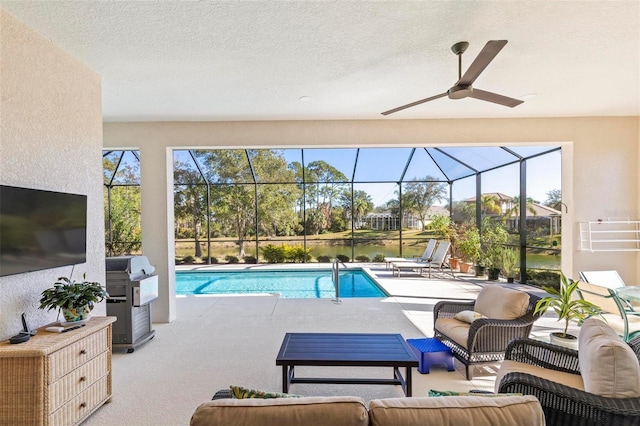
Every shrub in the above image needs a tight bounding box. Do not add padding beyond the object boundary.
[336,254,350,263]
[243,255,257,264]
[372,253,386,262]
[355,255,370,262]
[316,255,331,263]
[261,244,287,263]
[527,269,561,289]
[182,255,195,264]
[285,245,312,263]
[225,255,239,264]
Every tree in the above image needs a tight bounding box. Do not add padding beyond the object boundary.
[481,194,502,215]
[305,161,348,232]
[173,160,207,258]
[402,177,447,230]
[339,189,374,228]
[544,189,562,211]
[103,153,142,256]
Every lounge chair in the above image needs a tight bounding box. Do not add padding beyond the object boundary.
[384,239,437,270]
[576,281,640,342]
[579,270,627,289]
[392,241,452,278]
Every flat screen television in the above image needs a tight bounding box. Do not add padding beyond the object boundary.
[0,185,87,277]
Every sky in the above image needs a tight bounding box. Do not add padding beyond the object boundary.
[165,146,561,207]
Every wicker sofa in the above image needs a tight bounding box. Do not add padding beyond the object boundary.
[497,318,640,426]
[190,392,545,426]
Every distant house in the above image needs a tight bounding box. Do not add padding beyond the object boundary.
[365,205,449,230]
[463,193,561,235]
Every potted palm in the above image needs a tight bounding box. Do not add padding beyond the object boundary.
[533,272,602,349]
[500,247,519,283]
[39,274,108,323]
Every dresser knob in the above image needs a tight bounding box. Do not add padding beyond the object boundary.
[79,376,87,382]
[80,402,87,408]
[79,349,87,355]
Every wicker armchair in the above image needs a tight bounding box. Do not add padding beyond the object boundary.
[497,338,640,426]
[433,288,541,379]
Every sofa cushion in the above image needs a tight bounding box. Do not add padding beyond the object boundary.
[474,286,530,320]
[495,359,585,393]
[368,395,544,426]
[190,396,368,426]
[454,310,487,324]
[434,317,470,347]
[578,318,640,398]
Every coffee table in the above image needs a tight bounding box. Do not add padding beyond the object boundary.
[275,332,419,396]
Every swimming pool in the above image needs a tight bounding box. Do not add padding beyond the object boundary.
[175,269,387,298]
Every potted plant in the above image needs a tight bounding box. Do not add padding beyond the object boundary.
[39,274,108,323]
[456,224,480,274]
[533,272,602,349]
[479,217,508,279]
[500,247,519,283]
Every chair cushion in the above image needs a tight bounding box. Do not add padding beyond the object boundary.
[495,359,585,393]
[435,318,470,347]
[578,318,640,398]
[368,395,545,426]
[474,286,530,320]
[190,396,368,426]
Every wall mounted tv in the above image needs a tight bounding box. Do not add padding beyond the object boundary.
[0,185,87,277]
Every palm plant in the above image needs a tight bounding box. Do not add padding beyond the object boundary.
[534,273,602,338]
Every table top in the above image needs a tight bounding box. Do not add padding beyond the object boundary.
[616,286,640,302]
[276,333,418,367]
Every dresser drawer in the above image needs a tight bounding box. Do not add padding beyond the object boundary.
[48,328,108,382]
[49,351,109,413]
[49,376,109,426]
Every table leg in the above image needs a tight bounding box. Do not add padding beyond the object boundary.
[405,366,412,397]
[282,365,289,393]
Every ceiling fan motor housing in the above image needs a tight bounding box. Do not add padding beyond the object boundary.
[448,84,473,99]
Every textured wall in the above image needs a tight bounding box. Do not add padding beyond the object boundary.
[0,10,104,340]
[103,117,639,322]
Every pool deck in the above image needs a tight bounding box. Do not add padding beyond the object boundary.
[85,263,568,426]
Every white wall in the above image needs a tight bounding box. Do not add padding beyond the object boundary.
[0,10,104,340]
[104,117,639,322]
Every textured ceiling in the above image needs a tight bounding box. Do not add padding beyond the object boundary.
[2,1,639,122]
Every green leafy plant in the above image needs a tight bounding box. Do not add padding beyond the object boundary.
[456,224,480,263]
[534,273,602,338]
[39,274,108,312]
[500,248,519,278]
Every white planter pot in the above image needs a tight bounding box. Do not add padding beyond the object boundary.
[550,332,579,350]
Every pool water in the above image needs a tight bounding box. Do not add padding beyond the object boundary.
[175,269,387,298]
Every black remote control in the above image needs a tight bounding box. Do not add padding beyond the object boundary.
[62,324,85,333]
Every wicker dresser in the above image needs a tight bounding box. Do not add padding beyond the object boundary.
[0,316,116,425]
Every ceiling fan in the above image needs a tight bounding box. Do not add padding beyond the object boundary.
[381,40,523,115]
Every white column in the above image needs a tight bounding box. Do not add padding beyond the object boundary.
[139,145,176,323]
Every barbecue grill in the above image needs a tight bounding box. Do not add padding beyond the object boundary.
[105,255,157,352]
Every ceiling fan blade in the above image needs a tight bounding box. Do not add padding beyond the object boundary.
[469,88,523,107]
[457,40,508,86]
[381,93,447,115]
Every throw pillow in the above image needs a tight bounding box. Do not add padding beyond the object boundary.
[429,389,522,397]
[229,385,302,399]
[454,310,487,324]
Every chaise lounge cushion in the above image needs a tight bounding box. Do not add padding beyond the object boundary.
[474,285,530,320]
[190,396,368,426]
[368,395,544,426]
[578,318,640,398]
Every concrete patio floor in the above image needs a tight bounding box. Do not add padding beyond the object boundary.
[85,263,567,426]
